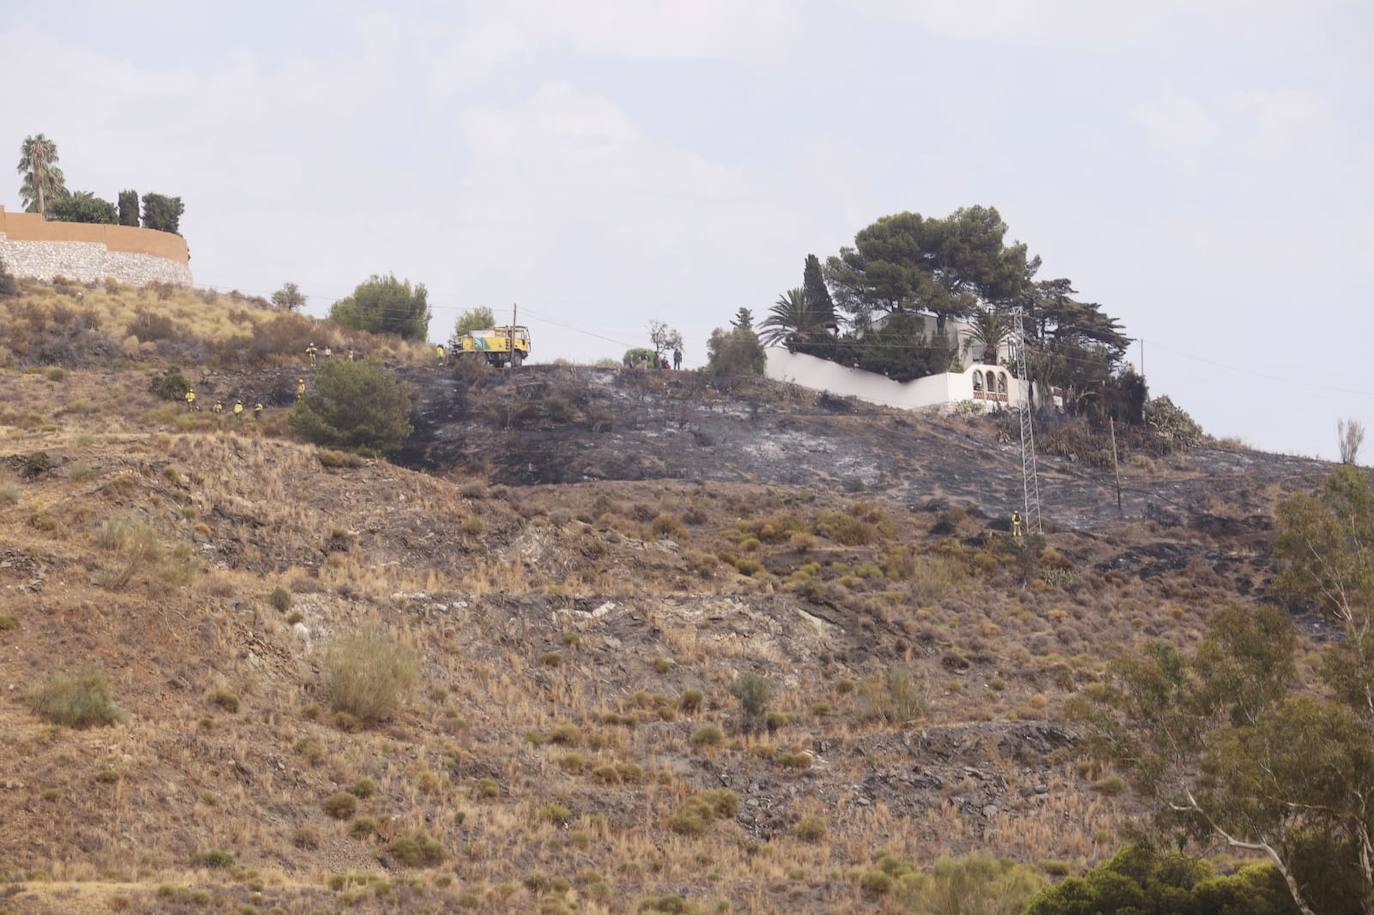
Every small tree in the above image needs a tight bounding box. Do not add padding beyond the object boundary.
[117,190,139,226]
[728,672,772,732]
[730,307,755,330]
[329,274,431,341]
[802,254,836,328]
[705,326,766,377]
[454,306,496,335]
[649,320,684,358]
[1338,418,1364,465]
[288,359,413,455]
[271,282,306,312]
[141,193,184,234]
[47,191,118,225]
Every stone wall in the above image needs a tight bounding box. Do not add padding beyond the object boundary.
[0,236,193,286]
[0,205,192,286]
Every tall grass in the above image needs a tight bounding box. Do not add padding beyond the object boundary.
[29,667,126,728]
[322,627,419,725]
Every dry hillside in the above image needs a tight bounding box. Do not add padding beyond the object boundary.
[0,280,1335,913]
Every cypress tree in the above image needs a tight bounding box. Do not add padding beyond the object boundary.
[803,254,835,326]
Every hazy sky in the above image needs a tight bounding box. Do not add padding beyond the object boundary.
[3,1,1371,458]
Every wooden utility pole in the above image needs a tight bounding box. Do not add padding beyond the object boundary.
[1109,417,1123,517]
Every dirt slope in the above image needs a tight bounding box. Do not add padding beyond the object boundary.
[0,355,1331,914]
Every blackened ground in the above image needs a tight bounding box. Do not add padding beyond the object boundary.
[395,364,1331,531]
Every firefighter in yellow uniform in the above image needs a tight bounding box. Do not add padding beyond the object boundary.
[306,343,318,366]
[185,388,197,411]
[212,400,223,415]
[296,377,306,400]
[233,400,244,419]
[436,343,446,367]
[1011,511,1023,538]
[254,403,264,421]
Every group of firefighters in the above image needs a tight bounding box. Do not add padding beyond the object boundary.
[181,358,315,418]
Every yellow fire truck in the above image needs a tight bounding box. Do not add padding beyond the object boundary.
[450,325,531,367]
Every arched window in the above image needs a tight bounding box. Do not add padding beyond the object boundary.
[972,371,983,392]
[985,370,996,392]
[997,373,1007,394]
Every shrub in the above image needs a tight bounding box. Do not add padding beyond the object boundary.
[321,627,419,725]
[728,672,772,729]
[269,587,292,612]
[536,802,573,826]
[207,689,239,713]
[678,688,704,713]
[29,668,125,728]
[197,848,235,869]
[388,831,445,867]
[289,359,413,455]
[668,791,736,836]
[350,816,377,839]
[350,778,376,799]
[859,870,893,898]
[1022,844,1294,915]
[0,257,16,297]
[795,815,826,842]
[329,274,431,340]
[1092,775,1127,796]
[860,666,927,725]
[48,192,118,225]
[293,826,320,850]
[691,723,724,748]
[323,791,358,819]
[0,614,17,631]
[148,369,190,401]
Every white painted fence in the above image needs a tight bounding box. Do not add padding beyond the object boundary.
[764,347,1033,413]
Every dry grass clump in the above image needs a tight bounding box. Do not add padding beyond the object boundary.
[29,667,126,728]
[322,627,419,725]
[93,516,194,589]
[858,666,927,725]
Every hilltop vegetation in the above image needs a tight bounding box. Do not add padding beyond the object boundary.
[0,279,1353,913]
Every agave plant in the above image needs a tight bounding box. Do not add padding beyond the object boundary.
[761,288,829,347]
[967,308,1010,365]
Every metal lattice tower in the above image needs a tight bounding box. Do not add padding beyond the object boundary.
[1011,308,1042,535]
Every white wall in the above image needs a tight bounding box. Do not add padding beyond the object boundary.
[765,347,1032,413]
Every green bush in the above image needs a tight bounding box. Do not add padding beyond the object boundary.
[0,257,16,297]
[48,191,118,225]
[622,347,656,368]
[323,791,358,820]
[705,326,766,376]
[269,587,292,612]
[897,854,1046,915]
[329,274,431,340]
[288,359,413,455]
[29,667,125,728]
[388,831,445,867]
[149,369,191,401]
[1022,844,1299,915]
[690,723,724,747]
[321,627,419,725]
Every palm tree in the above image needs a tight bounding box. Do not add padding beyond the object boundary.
[17,134,65,217]
[761,287,829,347]
[967,308,1009,365]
